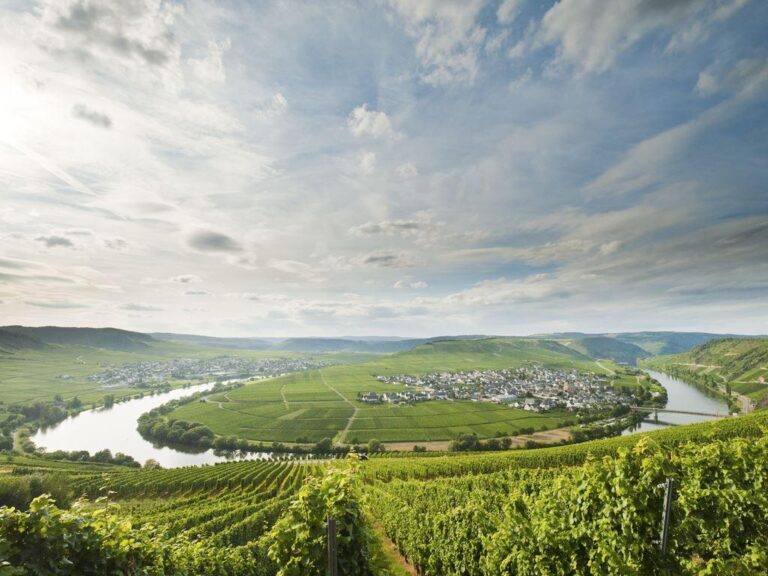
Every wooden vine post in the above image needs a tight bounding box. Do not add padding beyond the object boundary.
[327,516,338,576]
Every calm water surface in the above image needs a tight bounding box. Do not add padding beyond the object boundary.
[32,382,269,467]
[623,369,731,434]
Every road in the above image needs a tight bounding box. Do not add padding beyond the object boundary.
[595,360,615,375]
[279,383,289,410]
[736,393,753,414]
[319,370,358,444]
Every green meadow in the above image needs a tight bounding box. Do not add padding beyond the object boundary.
[169,338,611,444]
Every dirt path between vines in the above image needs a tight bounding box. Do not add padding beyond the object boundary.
[372,520,418,576]
[319,371,359,444]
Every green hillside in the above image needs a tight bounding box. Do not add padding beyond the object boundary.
[558,336,650,365]
[541,331,749,355]
[643,338,768,408]
[0,329,45,353]
[0,325,156,351]
[395,337,596,369]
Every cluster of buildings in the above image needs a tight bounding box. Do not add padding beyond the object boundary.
[363,365,636,412]
[88,356,328,389]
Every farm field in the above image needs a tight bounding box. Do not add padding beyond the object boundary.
[169,338,612,444]
[0,342,372,407]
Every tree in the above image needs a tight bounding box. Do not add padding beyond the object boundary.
[102,394,115,409]
[450,433,480,452]
[314,437,334,453]
[93,449,113,463]
[143,459,162,470]
[367,439,384,453]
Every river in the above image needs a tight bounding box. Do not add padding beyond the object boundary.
[31,382,269,468]
[623,369,731,434]
[32,369,731,467]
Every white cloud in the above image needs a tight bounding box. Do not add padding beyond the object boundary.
[120,302,163,312]
[497,0,523,25]
[189,38,231,84]
[695,70,719,95]
[508,67,532,92]
[37,0,183,83]
[396,162,418,178]
[358,151,377,175]
[266,259,325,283]
[347,104,398,139]
[529,0,749,76]
[170,274,202,284]
[0,0,764,336]
[362,250,416,268]
[695,59,768,97]
[256,93,289,120]
[394,279,428,289]
[349,215,434,237]
[485,29,510,53]
[384,0,486,85]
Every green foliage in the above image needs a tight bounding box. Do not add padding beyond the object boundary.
[370,432,768,576]
[364,410,768,481]
[267,458,374,576]
[0,474,71,510]
[0,495,274,575]
[367,439,384,453]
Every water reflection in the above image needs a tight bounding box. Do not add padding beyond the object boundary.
[623,370,730,435]
[32,382,271,468]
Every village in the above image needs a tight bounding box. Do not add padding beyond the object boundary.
[88,356,329,389]
[361,365,638,413]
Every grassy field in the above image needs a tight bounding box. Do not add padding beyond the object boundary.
[170,338,611,444]
[0,342,374,406]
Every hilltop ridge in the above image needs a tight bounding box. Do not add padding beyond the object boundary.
[0,326,156,352]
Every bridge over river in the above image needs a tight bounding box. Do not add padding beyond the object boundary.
[630,406,731,419]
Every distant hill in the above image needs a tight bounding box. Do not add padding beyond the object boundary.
[0,329,45,353]
[559,336,650,365]
[151,333,484,354]
[397,336,598,372]
[279,337,433,353]
[150,333,277,350]
[0,326,156,351]
[609,332,749,355]
[540,331,750,356]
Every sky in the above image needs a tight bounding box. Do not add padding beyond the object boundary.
[0,0,766,338]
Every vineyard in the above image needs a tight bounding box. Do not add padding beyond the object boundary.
[1,411,768,574]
